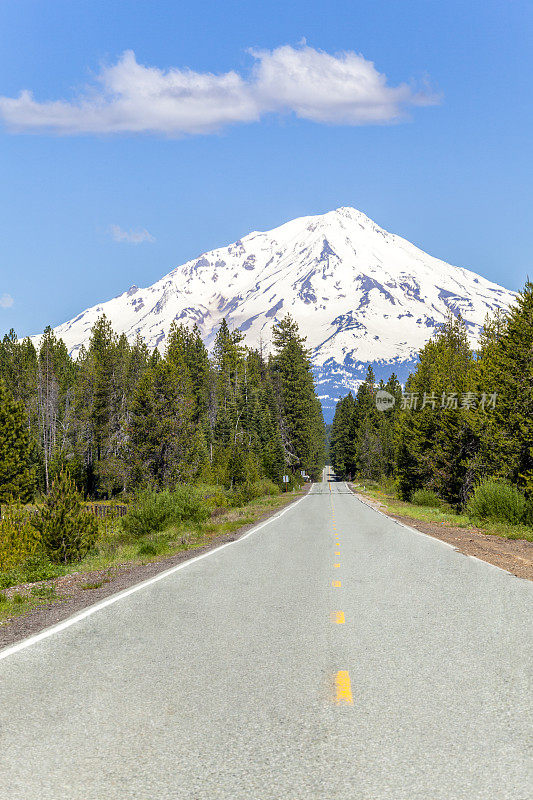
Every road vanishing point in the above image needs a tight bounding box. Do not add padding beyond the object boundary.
[0,469,531,799]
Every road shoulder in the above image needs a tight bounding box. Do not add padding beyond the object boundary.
[349,486,533,580]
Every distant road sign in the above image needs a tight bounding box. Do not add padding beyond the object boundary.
[282,475,289,483]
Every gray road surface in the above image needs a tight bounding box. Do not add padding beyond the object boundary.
[0,469,532,799]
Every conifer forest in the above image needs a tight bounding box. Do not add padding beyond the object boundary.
[0,314,326,504]
[331,280,533,517]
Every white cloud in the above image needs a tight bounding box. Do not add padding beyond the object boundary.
[109,224,155,244]
[0,45,439,136]
[0,293,14,308]
[252,45,436,124]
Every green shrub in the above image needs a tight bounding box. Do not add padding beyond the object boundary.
[34,469,98,564]
[253,478,280,497]
[137,541,159,556]
[522,498,533,527]
[467,480,526,525]
[122,485,209,539]
[228,479,280,507]
[410,489,441,508]
[0,591,7,605]
[171,485,210,525]
[380,475,397,496]
[229,483,259,507]
[20,556,64,583]
[0,503,40,571]
[121,489,175,538]
[196,484,229,512]
[0,570,19,590]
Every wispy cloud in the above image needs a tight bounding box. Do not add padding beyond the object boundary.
[109,224,155,244]
[0,45,439,136]
[0,293,14,308]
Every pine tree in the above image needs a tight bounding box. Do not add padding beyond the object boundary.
[212,318,245,409]
[253,384,285,482]
[0,381,35,503]
[129,360,193,488]
[185,325,211,422]
[395,313,476,505]
[182,425,212,483]
[473,283,533,489]
[35,469,98,563]
[379,373,403,476]
[165,322,194,403]
[331,393,355,478]
[127,333,150,390]
[271,315,325,479]
[350,366,382,478]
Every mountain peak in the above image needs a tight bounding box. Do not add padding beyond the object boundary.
[38,208,516,420]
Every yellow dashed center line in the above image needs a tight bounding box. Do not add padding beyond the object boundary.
[335,671,353,704]
[329,485,352,704]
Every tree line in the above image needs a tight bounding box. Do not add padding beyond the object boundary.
[0,314,326,502]
[331,279,533,508]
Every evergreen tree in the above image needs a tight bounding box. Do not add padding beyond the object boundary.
[379,373,403,477]
[35,469,98,563]
[182,425,212,483]
[213,318,245,410]
[129,360,193,488]
[253,383,285,482]
[350,366,382,478]
[331,393,355,478]
[0,381,35,503]
[473,283,533,490]
[271,315,325,479]
[185,325,211,422]
[395,313,476,505]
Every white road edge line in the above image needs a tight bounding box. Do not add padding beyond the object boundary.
[0,489,312,662]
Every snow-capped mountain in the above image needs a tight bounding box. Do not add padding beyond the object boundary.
[44,207,515,420]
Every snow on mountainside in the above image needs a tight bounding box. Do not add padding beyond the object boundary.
[44,207,516,421]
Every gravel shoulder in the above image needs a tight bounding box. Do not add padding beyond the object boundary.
[350,488,533,580]
[0,489,307,650]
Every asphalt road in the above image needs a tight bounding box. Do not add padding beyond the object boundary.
[1,469,532,799]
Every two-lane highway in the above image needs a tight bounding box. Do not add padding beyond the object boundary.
[0,469,531,799]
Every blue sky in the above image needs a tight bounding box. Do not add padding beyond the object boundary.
[0,0,531,337]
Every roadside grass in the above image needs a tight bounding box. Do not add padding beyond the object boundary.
[0,587,61,625]
[80,578,110,590]
[0,487,305,623]
[352,480,533,542]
